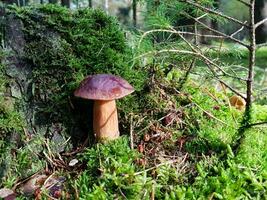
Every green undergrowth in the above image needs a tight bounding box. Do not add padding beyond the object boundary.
[75,124,267,199]
[75,123,267,199]
[1,4,266,199]
[75,137,150,199]
[74,70,267,199]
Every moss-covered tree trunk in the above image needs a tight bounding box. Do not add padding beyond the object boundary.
[2,4,135,149]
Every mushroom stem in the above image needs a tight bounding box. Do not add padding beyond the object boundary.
[93,100,119,141]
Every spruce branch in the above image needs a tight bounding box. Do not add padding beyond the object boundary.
[203,60,247,99]
[171,28,248,82]
[179,0,249,28]
[138,27,248,83]
[172,29,247,98]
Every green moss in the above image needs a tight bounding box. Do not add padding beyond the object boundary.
[1,4,266,199]
[5,4,147,130]
[0,51,24,137]
[75,137,151,199]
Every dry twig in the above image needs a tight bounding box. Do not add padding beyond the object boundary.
[134,153,188,175]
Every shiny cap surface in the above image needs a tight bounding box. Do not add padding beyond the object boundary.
[74,74,134,100]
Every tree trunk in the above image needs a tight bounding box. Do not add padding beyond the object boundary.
[105,0,109,14]
[133,0,137,27]
[88,0,92,8]
[255,0,266,44]
[246,0,256,118]
[211,0,220,30]
[3,0,18,5]
[48,0,57,4]
[61,0,70,8]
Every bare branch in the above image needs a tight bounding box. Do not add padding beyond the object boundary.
[236,0,251,7]
[203,61,247,99]
[137,26,247,98]
[138,29,225,49]
[243,121,267,128]
[138,28,247,82]
[173,30,245,81]
[256,42,267,49]
[183,32,225,39]
[230,25,246,37]
[133,49,199,61]
[199,54,247,82]
[176,33,246,98]
[183,12,250,48]
[196,13,208,20]
[255,17,267,29]
[180,0,249,28]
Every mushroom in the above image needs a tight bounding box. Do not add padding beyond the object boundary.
[74,74,134,141]
[229,95,246,110]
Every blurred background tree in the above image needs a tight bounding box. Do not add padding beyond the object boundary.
[255,0,266,44]
[1,0,267,44]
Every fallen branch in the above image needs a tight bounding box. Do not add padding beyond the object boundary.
[193,102,227,125]
[130,114,134,150]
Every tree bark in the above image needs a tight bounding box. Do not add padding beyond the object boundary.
[255,0,266,44]
[246,0,256,115]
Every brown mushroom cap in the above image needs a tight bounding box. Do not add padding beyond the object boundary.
[74,74,134,100]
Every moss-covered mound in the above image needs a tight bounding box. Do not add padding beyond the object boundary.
[1,4,147,190]
[3,4,146,141]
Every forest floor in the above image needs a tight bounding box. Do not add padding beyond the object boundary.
[0,9,267,198]
[1,49,267,199]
